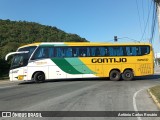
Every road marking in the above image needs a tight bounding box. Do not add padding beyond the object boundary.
[0,85,16,89]
[133,80,160,120]
[133,88,145,120]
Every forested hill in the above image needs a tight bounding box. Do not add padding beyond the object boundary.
[0,19,87,58]
[0,19,88,77]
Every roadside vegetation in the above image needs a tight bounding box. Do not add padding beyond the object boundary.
[149,85,160,105]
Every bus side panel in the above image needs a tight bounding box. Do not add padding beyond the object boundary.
[48,65,67,79]
[79,58,101,77]
[27,66,48,80]
[121,55,154,76]
[103,64,122,77]
[135,55,154,76]
[27,59,51,80]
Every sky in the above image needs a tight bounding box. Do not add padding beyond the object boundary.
[0,0,160,53]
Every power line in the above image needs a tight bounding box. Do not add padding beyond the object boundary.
[140,0,153,41]
[150,1,157,43]
[117,37,140,42]
[142,0,145,33]
[105,37,140,42]
[135,0,143,35]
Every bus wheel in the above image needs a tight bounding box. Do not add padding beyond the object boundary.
[33,72,45,83]
[109,70,120,81]
[122,70,134,81]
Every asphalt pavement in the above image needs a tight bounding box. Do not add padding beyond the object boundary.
[0,74,160,120]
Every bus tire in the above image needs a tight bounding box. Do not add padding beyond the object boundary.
[109,70,120,81]
[122,70,134,81]
[33,72,45,83]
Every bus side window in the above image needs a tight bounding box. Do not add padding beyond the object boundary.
[72,47,78,57]
[31,47,49,60]
[55,47,64,57]
[126,46,139,56]
[95,47,100,56]
[108,47,117,56]
[65,47,72,57]
[87,47,90,57]
[49,47,54,58]
[104,47,109,56]
[136,47,141,56]
[98,47,106,56]
[116,47,123,56]
[90,47,95,56]
[131,47,137,56]
[126,47,132,56]
[42,48,49,58]
[79,47,87,57]
[123,47,127,56]
[141,46,149,55]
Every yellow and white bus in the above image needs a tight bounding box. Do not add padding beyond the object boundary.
[5,42,154,82]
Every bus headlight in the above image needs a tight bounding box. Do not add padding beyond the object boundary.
[18,75,26,80]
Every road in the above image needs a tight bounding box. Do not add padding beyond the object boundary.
[0,75,160,120]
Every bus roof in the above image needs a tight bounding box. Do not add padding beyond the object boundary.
[19,42,152,48]
[19,42,41,48]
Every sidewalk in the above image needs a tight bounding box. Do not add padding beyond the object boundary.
[0,79,11,85]
[154,65,160,74]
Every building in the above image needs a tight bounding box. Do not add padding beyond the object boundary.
[155,53,160,65]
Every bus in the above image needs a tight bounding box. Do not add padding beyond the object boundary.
[5,42,154,82]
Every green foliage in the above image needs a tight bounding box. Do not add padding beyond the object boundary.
[0,19,88,78]
[149,86,160,103]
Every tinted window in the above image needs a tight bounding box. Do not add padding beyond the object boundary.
[108,47,124,56]
[55,47,64,57]
[65,47,72,57]
[72,47,79,57]
[31,47,49,60]
[141,46,150,55]
[11,53,29,69]
[18,46,37,57]
[126,46,137,56]
[55,47,73,57]
[125,46,150,56]
[31,45,150,59]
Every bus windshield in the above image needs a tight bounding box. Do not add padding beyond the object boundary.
[10,46,37,69]
[11,53,29,69]
[18,46,37,55]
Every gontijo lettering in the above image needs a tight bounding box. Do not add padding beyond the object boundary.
[91,58,127,63]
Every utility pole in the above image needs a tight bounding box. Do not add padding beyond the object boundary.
[154,0,160,37]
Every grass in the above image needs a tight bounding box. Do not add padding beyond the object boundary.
[149,85,160,103]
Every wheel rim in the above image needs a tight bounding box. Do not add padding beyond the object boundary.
[37,75,44,81]
[125,72,131,78]
[112,73,118,79]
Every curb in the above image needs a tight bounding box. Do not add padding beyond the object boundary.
[148,89,160,110]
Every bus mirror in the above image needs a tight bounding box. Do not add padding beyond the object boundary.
[5,51,29,61]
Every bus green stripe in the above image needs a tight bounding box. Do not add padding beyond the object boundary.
[51,58,82,74]
[65,58,95,74]
[51,58,95,74]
